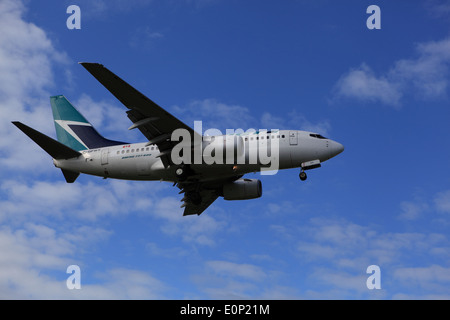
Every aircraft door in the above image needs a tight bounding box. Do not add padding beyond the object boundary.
[101,148,109,165]
[289,131,298,145]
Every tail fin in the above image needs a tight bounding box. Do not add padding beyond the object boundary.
[50,95,126,151]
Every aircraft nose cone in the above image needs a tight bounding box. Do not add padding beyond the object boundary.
[336,142,345,155]
[330,140,344,157]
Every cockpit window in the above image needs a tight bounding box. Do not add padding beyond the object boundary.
[310,133,327,139]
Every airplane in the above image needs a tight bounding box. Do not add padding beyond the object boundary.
[12,63,344,216]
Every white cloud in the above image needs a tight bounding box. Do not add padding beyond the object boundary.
[206,260,267,282]
[0,180,124,222]
[399,200,429,221]
[332,37,450,106]
[311,268,369,294]
[78,268,167,299]
[425,0,450,19]
[398,189,450,221]
[0,172,228,297]
[149,195,228,246]
[394,265,450,284]
[0,1,61,99]
[391,37,450,99]
[0,176,229,248]
[0,224,116,299]
[290,216,450,298]
[393,265,450,299]
[191,259,271,299]
[434,190,450,214]
[129,26,164,49]
[0,0,70,172]
[333,63,402,107]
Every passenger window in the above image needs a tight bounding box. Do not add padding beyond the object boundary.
[281,135,285,138]
[126,150,129,153]
[146,147,149,151]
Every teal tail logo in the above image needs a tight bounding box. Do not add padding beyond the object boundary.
[50,95,126,151]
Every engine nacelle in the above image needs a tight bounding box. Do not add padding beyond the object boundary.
[222,179,262,200]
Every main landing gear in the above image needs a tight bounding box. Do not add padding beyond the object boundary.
[175,165,202,206]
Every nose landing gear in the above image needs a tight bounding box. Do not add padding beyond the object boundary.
[299,159,321,181]
[299,170,307,181]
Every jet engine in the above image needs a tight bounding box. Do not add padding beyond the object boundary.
[222,178,262,200]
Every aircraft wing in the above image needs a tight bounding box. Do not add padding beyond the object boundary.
[177,174,241,215]
[80,62,200,167]
[181,189,219,216]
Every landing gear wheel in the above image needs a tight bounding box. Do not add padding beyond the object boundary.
[299,171,307,181]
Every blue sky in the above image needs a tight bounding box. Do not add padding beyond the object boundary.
[1,0,450,299]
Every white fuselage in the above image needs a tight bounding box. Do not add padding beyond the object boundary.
[53,130,344,182]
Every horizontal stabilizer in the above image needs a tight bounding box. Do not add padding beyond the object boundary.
[12,121,81,160]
